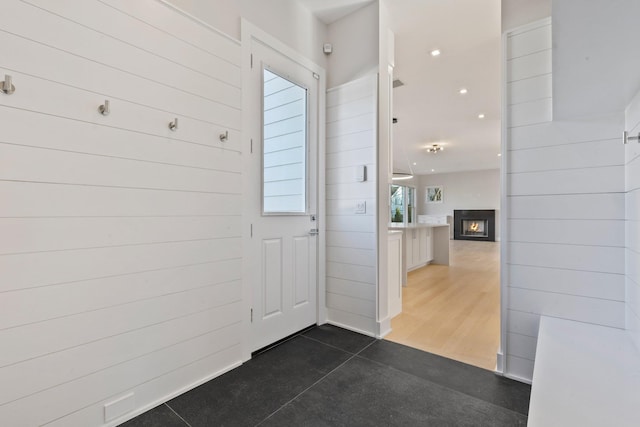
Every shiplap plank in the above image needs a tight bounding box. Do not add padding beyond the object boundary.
[0,181,242,217]
[7,0,239,103]
[509,242,624,274]
[326,113,376,139]
[0,32,240,127]
[326,293,375,318]
[326,247,376,267]
[24,0,240,86]
[0,216,240,255]
[508,98,552,127]
[326,130,376,154]
[101,0,241,63]
[626,247,640,287]
[1,259,241,330]
[326,182,377,200]
[0,107,242,168]
[0,323,242,426]
[507,50,552,83]
[509,264,625,301]
[507,24,551,59]
[0,280,241,368]
[509,219,625,247]
[509,139,622,172]
[326,76,376,107]
[507,332,538,360]
[326,215,376,233]
[506,355,534,381]
[508,193,625,220]
[327,97,375,123]
[507,310,540,338]
[509,117,623,151]
[0,302,241,404]
[43,346,240,427]
[508,74,552,105]
[326,278,376,301]
[0,144,239,194]
[509,166,624,196]
[508,287,625,328]
[1,238,241,292]
[327,262,376,285]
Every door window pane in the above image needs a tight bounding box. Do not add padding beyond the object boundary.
[263,69,307,213]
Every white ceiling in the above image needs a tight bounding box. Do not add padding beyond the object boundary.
[389,0,502,176]
[299,0,502,176]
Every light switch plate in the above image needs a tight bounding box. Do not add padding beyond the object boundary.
[355,201,366,214]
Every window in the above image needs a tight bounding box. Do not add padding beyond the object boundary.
[390,185,415,224]
[262,69,307,214]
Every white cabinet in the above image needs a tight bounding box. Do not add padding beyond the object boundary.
[405,227,435,271]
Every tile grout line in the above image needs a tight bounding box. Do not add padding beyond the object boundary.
[298,334,363,355]
[164,402,194,427]
[253,339,379,427]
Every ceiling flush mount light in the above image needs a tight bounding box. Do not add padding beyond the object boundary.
[459,88,468,95]
[478,113,485,119]
[430,49,441,57]
[392,172,414,181]
[426,144,443,154]
[498,153,502,157]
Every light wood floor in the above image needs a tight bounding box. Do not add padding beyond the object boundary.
[385,240,500,370]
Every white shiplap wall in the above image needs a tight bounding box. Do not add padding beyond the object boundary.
[505,18,626,381]
[625,89,640,351]
[325,75,378,335]
[0,1,243,425]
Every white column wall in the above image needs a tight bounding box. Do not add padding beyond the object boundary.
[0,1,244,425]
[325,75,379,335]
[625,90,640,351]
[504,18,626,381]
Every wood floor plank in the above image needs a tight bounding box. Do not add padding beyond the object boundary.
[385,240,500,370]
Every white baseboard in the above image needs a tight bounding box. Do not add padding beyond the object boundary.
[504,372,533,385]
[495,351,504,373]
[107,360,242,427]
[377,317,392,338]
[326,320,377,338]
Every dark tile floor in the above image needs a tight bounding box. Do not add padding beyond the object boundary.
[121,325,530,427]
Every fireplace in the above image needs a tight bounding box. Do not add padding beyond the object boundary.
[454,210,495,242]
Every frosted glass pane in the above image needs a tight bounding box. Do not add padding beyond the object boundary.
[263,69,307,213]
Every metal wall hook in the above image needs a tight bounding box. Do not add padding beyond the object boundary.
[169,118,178,131]
[219,130,228,142]
[623,130,640,144]
[98,99,110,116]
[1,74,15,95]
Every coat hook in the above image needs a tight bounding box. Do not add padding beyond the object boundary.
[1,74,15,95]
[98,99,110,116]
[169,118,178,131]
[623,130,640,144]
[219,130,228,142]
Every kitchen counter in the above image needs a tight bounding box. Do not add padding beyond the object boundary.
[388,223,450,285]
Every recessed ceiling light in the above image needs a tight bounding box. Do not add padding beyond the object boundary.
[497,153,502,157]
[413,162,417,166]
[459,88,468,95]
[431,169,435,172]
[430,49,441,57]
[478,113,485,119]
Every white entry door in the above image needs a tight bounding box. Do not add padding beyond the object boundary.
[249,39,319,351]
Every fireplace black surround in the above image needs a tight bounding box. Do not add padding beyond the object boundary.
[453,210,496,242]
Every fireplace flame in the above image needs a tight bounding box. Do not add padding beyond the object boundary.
[469,222,479,232]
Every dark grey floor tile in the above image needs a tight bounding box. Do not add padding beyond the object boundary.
[118,404,187,427]
[302,324,376,354]
[261,357,527,427]
[360,340,531,415]
[168,336,351,427]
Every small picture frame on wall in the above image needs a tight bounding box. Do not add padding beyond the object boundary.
[426,186,443,203]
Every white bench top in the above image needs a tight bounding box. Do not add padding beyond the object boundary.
[528,316,640,427]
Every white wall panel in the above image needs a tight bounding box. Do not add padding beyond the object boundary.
[0,1,244,425]
[509,264,624,301]
[504,19,626,382]
[626,88,640,351]
[325,75,378,335]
